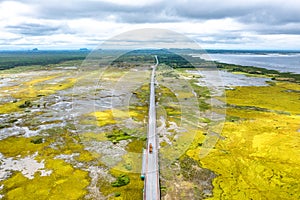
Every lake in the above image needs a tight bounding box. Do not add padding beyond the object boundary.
[199,53,300,74]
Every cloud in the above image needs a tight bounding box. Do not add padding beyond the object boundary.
[248,23,300,35]
[18,0,299,25]
[3,0,300,26]
[0,0,300,49]
[19,0,300,36]
[5,23,73,36]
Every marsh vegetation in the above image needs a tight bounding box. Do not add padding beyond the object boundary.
[0,50,299,199]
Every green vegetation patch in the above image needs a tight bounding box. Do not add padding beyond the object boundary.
[105,128,136,144]
[97,170,143,200]
[111,174,130,187]
[30,137,44,144]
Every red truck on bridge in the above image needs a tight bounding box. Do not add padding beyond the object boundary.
[149,143,153,154]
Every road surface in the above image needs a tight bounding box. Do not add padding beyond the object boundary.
[144,55,160,200]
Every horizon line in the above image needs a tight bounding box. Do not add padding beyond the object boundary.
[1,48,300,52]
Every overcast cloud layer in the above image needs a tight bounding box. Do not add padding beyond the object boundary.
[0,0,300,50]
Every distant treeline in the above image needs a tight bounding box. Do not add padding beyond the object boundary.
[112,49,207,68]
[217,62,300,83]
[1,49,298,83]
[0,50,89,70]
[118,49,300,82]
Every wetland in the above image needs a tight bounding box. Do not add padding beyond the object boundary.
[0,50,299,199]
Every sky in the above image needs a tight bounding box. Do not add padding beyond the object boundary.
[0,0,300,50]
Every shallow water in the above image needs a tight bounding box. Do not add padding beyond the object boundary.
[190,70,270,87]
[206,53,300,74]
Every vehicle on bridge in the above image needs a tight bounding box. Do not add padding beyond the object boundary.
[149,143,153,153]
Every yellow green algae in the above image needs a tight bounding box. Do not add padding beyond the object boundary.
[77,81,149,199]
[222,82,300,114]
[2,159,89,200]
[0,129,92,199]
[187,81,300,199]
[93,137,145,199]
[84,110,117,127]
[96,138,145,199]
[0,137,49,158]
[100,67,128,82]
[98,169,144,200]
[80,132,108,142]
[82,108,145,127]
[156,84,181,124]
[155,69,216,198]
[155,73,208,160]
[0,74,76,114]
[128,105,148,121]
[0,64,148,199]
[126,139,145,153]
